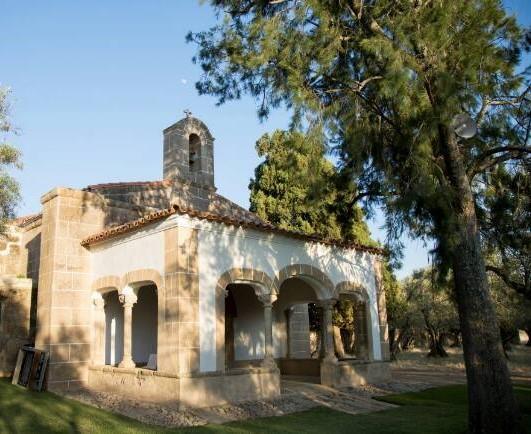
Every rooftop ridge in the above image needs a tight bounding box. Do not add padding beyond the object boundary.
[85,180,171,191]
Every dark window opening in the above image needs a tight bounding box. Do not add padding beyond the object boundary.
[189,133,201,172]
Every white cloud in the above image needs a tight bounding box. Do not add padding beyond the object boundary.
[180,78,188,85]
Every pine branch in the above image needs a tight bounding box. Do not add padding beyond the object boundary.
[486,264,529,297]
[467,146,531,179]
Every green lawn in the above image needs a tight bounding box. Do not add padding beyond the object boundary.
[1,379,530,433]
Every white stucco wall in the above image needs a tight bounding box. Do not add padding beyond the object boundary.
[231,285,265,360]
[104,291,123,365]
[90,222,165,281]
[88,213,382,374]
[196,217,382,372]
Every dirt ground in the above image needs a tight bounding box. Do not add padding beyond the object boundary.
[391,344,531,386]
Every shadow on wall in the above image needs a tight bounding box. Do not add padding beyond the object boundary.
[25,233,41,340]
[40,322,93,391]
[0,294,33,377]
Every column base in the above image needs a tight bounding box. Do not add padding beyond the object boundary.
[118,359,136,369]
[261,357,279,371]
[322,355,338,365]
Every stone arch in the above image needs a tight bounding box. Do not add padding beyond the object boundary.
[334,281,374,361]
[92,275,121,294]
[121,269,164,369]
[215,268,277,372]
[91,276,122,367]
[276,264,334,300]
[121,269,163,292]
[334,281,369,302]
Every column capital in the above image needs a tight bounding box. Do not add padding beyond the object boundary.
[93,298,105,309]
[119,293,137,307]
[319,299,337,310]
[92,292,105,309]
[257,292,277,307]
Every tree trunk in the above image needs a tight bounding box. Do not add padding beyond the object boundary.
[442,129,521,433]
[426,327,448,358]
[333,325,345,359]
[389,327,400,361]
[401,333,414,351]
[449,329,461,347]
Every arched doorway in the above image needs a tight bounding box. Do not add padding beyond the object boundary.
[273,276,326,380]
[104,290,124,366]
[334,293,372,361]
[225,283,266,369]
[131,284,158,368]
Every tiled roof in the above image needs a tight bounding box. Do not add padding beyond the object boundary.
[12,213,43,228]
[80,203,385,255]
[85,180,171,191]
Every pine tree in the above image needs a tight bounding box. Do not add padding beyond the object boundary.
[188,2,530,431]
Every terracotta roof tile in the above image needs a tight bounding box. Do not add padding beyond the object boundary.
[81,204,385,255]
[85,180,171,191]
[12,213,42,227]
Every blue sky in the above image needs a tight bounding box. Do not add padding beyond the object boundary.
[2,1,529,278]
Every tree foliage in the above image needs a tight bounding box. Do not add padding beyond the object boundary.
[479,165,530,300]
[249,129,373,244]
[189,0,528,267]
[401,268,459,357]
[0,86,21,233]
[188,1,529,430]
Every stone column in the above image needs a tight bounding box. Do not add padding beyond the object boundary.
[285,307,294,359]
[118,292,137,369]
[321,299,337,363]
[258,293,277,369]
[91,294,106,365]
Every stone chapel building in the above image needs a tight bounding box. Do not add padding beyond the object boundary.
[0,115,390,406]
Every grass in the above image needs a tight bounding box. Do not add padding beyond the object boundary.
[1,379,530,433]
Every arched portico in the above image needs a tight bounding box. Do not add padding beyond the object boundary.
[91,269,163,370]
[215,268,278,372]
[276,264,334,301]
[334,282,374,361]
[272,264,338,381]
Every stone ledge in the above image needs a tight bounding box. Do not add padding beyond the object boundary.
[88,364,278,379]
[0,276,33,291]
[89,364,180,379]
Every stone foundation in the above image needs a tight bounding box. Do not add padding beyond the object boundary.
[88,365,280,408]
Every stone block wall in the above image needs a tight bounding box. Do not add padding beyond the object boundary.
[85,183,172,211]
[35,188,142,390]
[0,277,32,376]
[163,117,215,190]
[162,226,200,375]
[0,227,25,277]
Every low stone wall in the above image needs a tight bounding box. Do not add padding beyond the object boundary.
[88,365,280,408]
[321,360,391,387]
[88,366,180,405]
[0,277,33,377]
[179,367,280,408]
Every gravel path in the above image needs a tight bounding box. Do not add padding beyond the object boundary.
[59,375,437,428]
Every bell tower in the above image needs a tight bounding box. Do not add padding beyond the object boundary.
[163,112,215,191]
